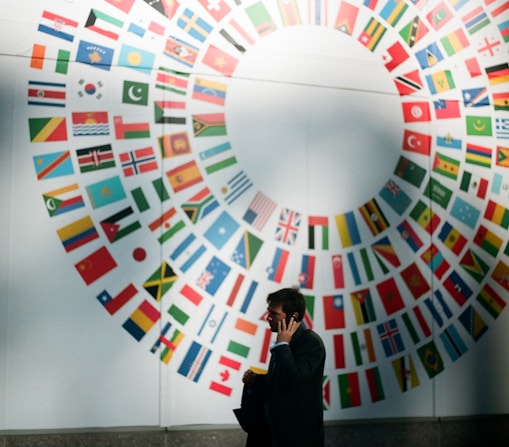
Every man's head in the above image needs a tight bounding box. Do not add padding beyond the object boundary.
[266,287,306,332]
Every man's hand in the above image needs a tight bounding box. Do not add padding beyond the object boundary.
[276,315,299,343]
[242,369,258,386]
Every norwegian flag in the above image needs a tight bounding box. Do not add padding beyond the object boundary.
[274,207,301,245]
[119,146,158,177]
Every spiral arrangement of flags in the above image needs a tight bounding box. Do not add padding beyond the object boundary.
[26,0,509,414]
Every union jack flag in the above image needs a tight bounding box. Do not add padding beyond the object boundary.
[274,207,301,245]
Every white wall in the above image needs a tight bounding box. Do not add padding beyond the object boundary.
[1,0,509,430]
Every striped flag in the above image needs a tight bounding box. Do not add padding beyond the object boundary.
[57,216,99,252]
[30,44,70,74]
[38,10,78,42]
[43,183,84,217]
[97,283,137,316]
[27,80,66,107]
[123,300,160,341]
[76,144,115,173]
[177,341,212,382]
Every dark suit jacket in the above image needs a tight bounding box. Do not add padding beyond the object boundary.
[244,325,325,447]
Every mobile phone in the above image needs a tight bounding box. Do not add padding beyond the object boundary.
[286,313,299,325]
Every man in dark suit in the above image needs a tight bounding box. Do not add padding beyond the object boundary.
[240,287,326,447]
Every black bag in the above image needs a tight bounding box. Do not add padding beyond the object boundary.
[233,381,265,433]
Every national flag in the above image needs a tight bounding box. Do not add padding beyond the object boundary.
[443,270,472,307]
[466,116,492,136]
[438,221,467,255]
[396,220,423,252]
[38,10,78,42]
[131,177,170,213]
[100,206,141,243]
[401,310,424,343]
[423,177,452,209]
[399,15,428,47]
[450,196,480,229]
[484,200,509,229]
[242,191,276,231]
[402,101,430,122]
[377,319,404,357]
[465,143,491,168]
[267,247,289,283]
[219,18,256,54]
[76,144,115,173]
[460,249,489,283]
[376,277,405,315]
[486,63,509,86]
[202,44,238,77]
[358,17,386,51]
[114,115,150,139]
[166,160,203,192]
[436,133,462,150]
[158,131,191,157]
[440,28,469,55]
[465,56,482,77]
[105,0,134,14]
[32,151,73,180]
[498,18,509,43]
[338,372,361,408]
[402,129,431,155]
[421,243,450,279]
[333,333,345,368]
[43,183,84,217]
[410,200,440,234]
[202,145,237,174]
[128,18,166,41]
[76,40,114,71]
[164,36,199,68]
[27,80,66,108]
[371,236,401,272]
[75,246,117,285]
[477,284,506,319]
[169,234,206,273]
[496,117,509,139]
[474,225,502,257]
[122,299,160,341]
[334,1,359,35]
[426,70,455,94]
[493,92,509,111]
[347,252,363,286]
[363,0,378,9]
[177,8,212,42]
[223,171,253,205]
[298,254,315,289]
[378,179,411,216]
[497,146,509,167]
[415,42,443,69]
[462,87,489,108]
[492,261,509,292]
[227,339,250,358]
[335,211,361,247]
[86,175,126,209]
[413,306,432,337]
[427,289,453,325]
[72,111,109,136]
[120,146,158,176]
[192,77,226,105]
[151,322,184,364]
[85,8,123,41]
[29,117,67,142]
[392,354,419,392]
[204,210,239,249]
[432,152,460,180]
[331,254,345,289]
[181,187,219,223]
[351,328,376,366]
[30,44,70,74]
[400,262,430,299]
[379,0,408,26]
[57,216,99,252]
[155,66,189,94]
[122,80,149,106]
[433,99,461,119]
[426,1,453,30]
[75,78,104,100]
[448,0,469,11]
[440,324,468,362]
[274,207,301,245]
[231,231,263,270]
[458,305,488,341]
[148,207,185,245]
[197,256,231,296]
[351,289,376,325]
[143,261,178,301]
[358,198,389,236]
[177,341,212,382]
[382,41,409,72]
[193,113,226,137]
[393,70,423,96]
[277,0,301,26]
[118,43,155,75]
[209,354,242,397]
[308,215,329,249]
[417,340,444,378]
[322,295,344,330]
[197,304,229,344]
[197,0,230,21]
[246,1,277,36]
[97,283,137,316]
[462,5,490,34]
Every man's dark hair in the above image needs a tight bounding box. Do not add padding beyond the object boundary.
[266,287,306,321]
